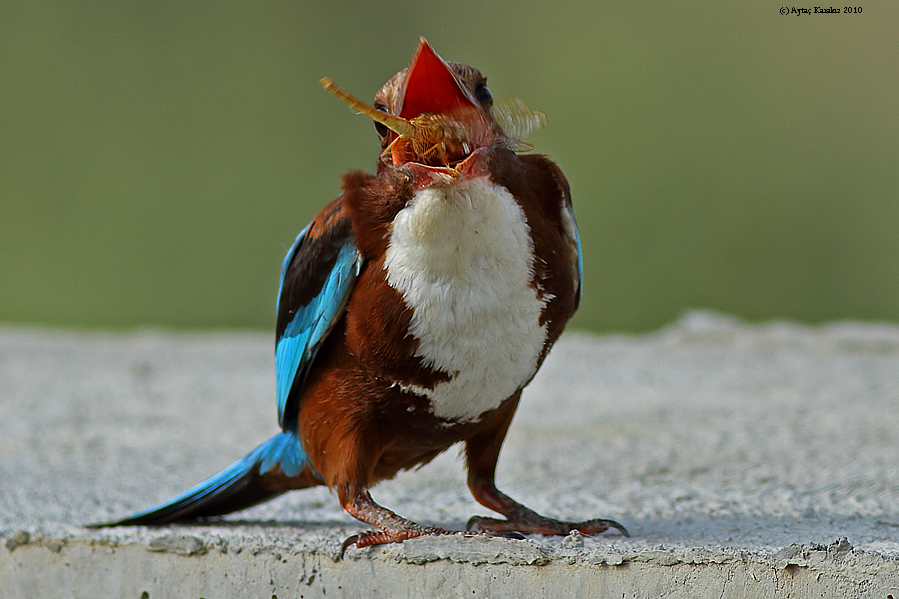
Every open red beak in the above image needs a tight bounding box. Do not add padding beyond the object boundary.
[319,39,495,181]
[396,39,478,121]
[386,39,493,175]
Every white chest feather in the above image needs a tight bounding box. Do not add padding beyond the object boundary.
[384,177,547,422]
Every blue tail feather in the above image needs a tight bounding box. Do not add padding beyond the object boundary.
[91,432,318,526]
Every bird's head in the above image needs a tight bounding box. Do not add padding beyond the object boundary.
[321,39,544,186]
[371,40,498,172]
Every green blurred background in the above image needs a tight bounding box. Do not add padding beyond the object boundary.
[2,1,897,333]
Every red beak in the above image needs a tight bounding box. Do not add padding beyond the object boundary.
[386,39,494,179]
[396,39,477,121]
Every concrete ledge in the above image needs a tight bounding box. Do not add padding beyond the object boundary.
[2,312,898,597]
[4,535,898,598]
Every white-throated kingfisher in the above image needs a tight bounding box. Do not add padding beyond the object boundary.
[94,39,627,552]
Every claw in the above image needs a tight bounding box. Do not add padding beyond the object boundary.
[580,517,630,538]
[340,533,361,559]
[340,530,397,558]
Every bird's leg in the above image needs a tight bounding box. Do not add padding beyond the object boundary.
[339,484,452,555]
[464,396,629,538]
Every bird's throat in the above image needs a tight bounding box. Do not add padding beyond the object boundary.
[399,146,492,190]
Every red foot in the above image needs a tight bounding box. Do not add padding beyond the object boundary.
[467,515,629,537]
[340,525,451,557]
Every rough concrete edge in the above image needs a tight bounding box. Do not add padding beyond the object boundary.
[4,529,897,573]
[5,528,899,599]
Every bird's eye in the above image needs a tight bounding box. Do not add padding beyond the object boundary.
[373,103,390,138]
[474,83,493,107]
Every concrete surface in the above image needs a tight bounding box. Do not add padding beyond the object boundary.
[1,312,898,598]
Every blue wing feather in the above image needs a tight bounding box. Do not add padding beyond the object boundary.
[563,203,584,302]
[275,229,363,431]
[91,217,362,528]
[276,224,309,315]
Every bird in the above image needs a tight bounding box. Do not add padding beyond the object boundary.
[92,38,628,553]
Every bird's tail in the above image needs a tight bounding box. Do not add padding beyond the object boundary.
[89,431,320,527]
